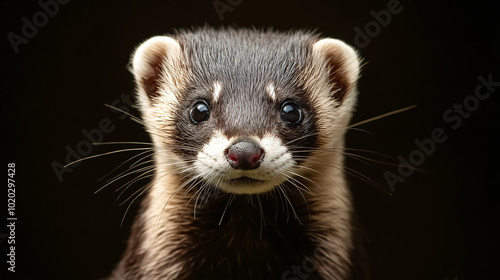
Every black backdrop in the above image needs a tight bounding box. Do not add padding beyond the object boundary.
[2,0,499,279]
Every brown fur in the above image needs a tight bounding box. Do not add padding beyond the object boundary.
[110,28,368,279]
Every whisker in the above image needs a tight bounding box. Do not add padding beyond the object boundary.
[113,172,156,210]
[283,132,319,147]
[102,105,202,150]
[102,157,192,194]
[95,163,155,194]
[348,105,417,128]
[104,104,165,134]
[294,164,347,207]
[345,127,374,135]
[192,167,227,217]
[290,146,393,159]
[256,195,266,239]
[93,141,154,146]
[219,193,235,225]
[179,179,205,221]
[118,168,159,206]
[292,156,392,195]
[114,166,156,194]
[98,150,155,184]
[120,171,172,227]
[155,174,201,233]
[276,184,301,224]
[64,147,153,168]
[281,173,311,219]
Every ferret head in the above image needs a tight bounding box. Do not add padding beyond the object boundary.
[131,28,360,195]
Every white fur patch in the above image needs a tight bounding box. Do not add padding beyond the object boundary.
[194,130,230,175]
[193,132,296,194]
[266,83,276,102]
[212,81,222,103]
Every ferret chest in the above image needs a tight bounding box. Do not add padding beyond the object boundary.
[179,194,316,279]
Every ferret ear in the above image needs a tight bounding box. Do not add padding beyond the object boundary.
[312,38,360,103]
[131,36,183,102]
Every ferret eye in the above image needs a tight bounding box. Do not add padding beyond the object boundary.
[190,101,210,124]
[281,101,302,124]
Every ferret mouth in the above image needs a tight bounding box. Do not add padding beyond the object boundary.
[225,176,266,185]
[218,176,280,194]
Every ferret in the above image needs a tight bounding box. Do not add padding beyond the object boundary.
[109,27,368,280]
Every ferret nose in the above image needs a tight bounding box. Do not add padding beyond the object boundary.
[225,140,265,170]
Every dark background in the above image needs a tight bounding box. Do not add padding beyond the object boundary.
[2,0,499,279]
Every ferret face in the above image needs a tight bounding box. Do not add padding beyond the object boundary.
[131,28,360,194]
[174,79,318,194]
